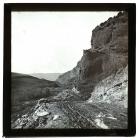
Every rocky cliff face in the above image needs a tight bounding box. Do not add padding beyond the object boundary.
[88,65,128,108]
[57,11,128,90]
[57,11,128,102]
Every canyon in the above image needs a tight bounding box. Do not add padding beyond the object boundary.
[11,11,128,129]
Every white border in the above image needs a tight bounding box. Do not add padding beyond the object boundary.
[0,0,138,139]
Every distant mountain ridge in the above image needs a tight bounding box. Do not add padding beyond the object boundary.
[29,73,62,81]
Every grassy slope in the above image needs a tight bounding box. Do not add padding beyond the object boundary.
[12,72,59,106]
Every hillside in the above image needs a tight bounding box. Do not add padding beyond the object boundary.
[12,72,59,105]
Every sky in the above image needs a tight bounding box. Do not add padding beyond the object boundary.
[12,11,118,74]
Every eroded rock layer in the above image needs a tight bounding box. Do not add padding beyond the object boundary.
[57,12,128,102]
[57,12,128,85]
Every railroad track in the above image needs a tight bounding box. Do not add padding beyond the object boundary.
[57,101,98,129]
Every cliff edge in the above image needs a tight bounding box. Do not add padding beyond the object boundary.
[57,11,128,101]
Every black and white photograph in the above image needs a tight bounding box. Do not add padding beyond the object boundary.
[3,3,136,137]
[11,10,129,129]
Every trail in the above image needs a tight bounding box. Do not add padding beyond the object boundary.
[58,101,100,128]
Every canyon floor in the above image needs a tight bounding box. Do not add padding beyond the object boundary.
[11,84,127,129]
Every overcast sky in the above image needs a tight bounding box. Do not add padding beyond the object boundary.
[12,11,118,74]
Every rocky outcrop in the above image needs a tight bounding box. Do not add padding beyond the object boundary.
[88,66,128,108]
[57,11,128,91]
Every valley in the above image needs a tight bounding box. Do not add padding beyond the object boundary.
[11,11,128,129]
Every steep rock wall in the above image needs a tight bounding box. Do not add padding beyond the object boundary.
[57,12,128,89]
